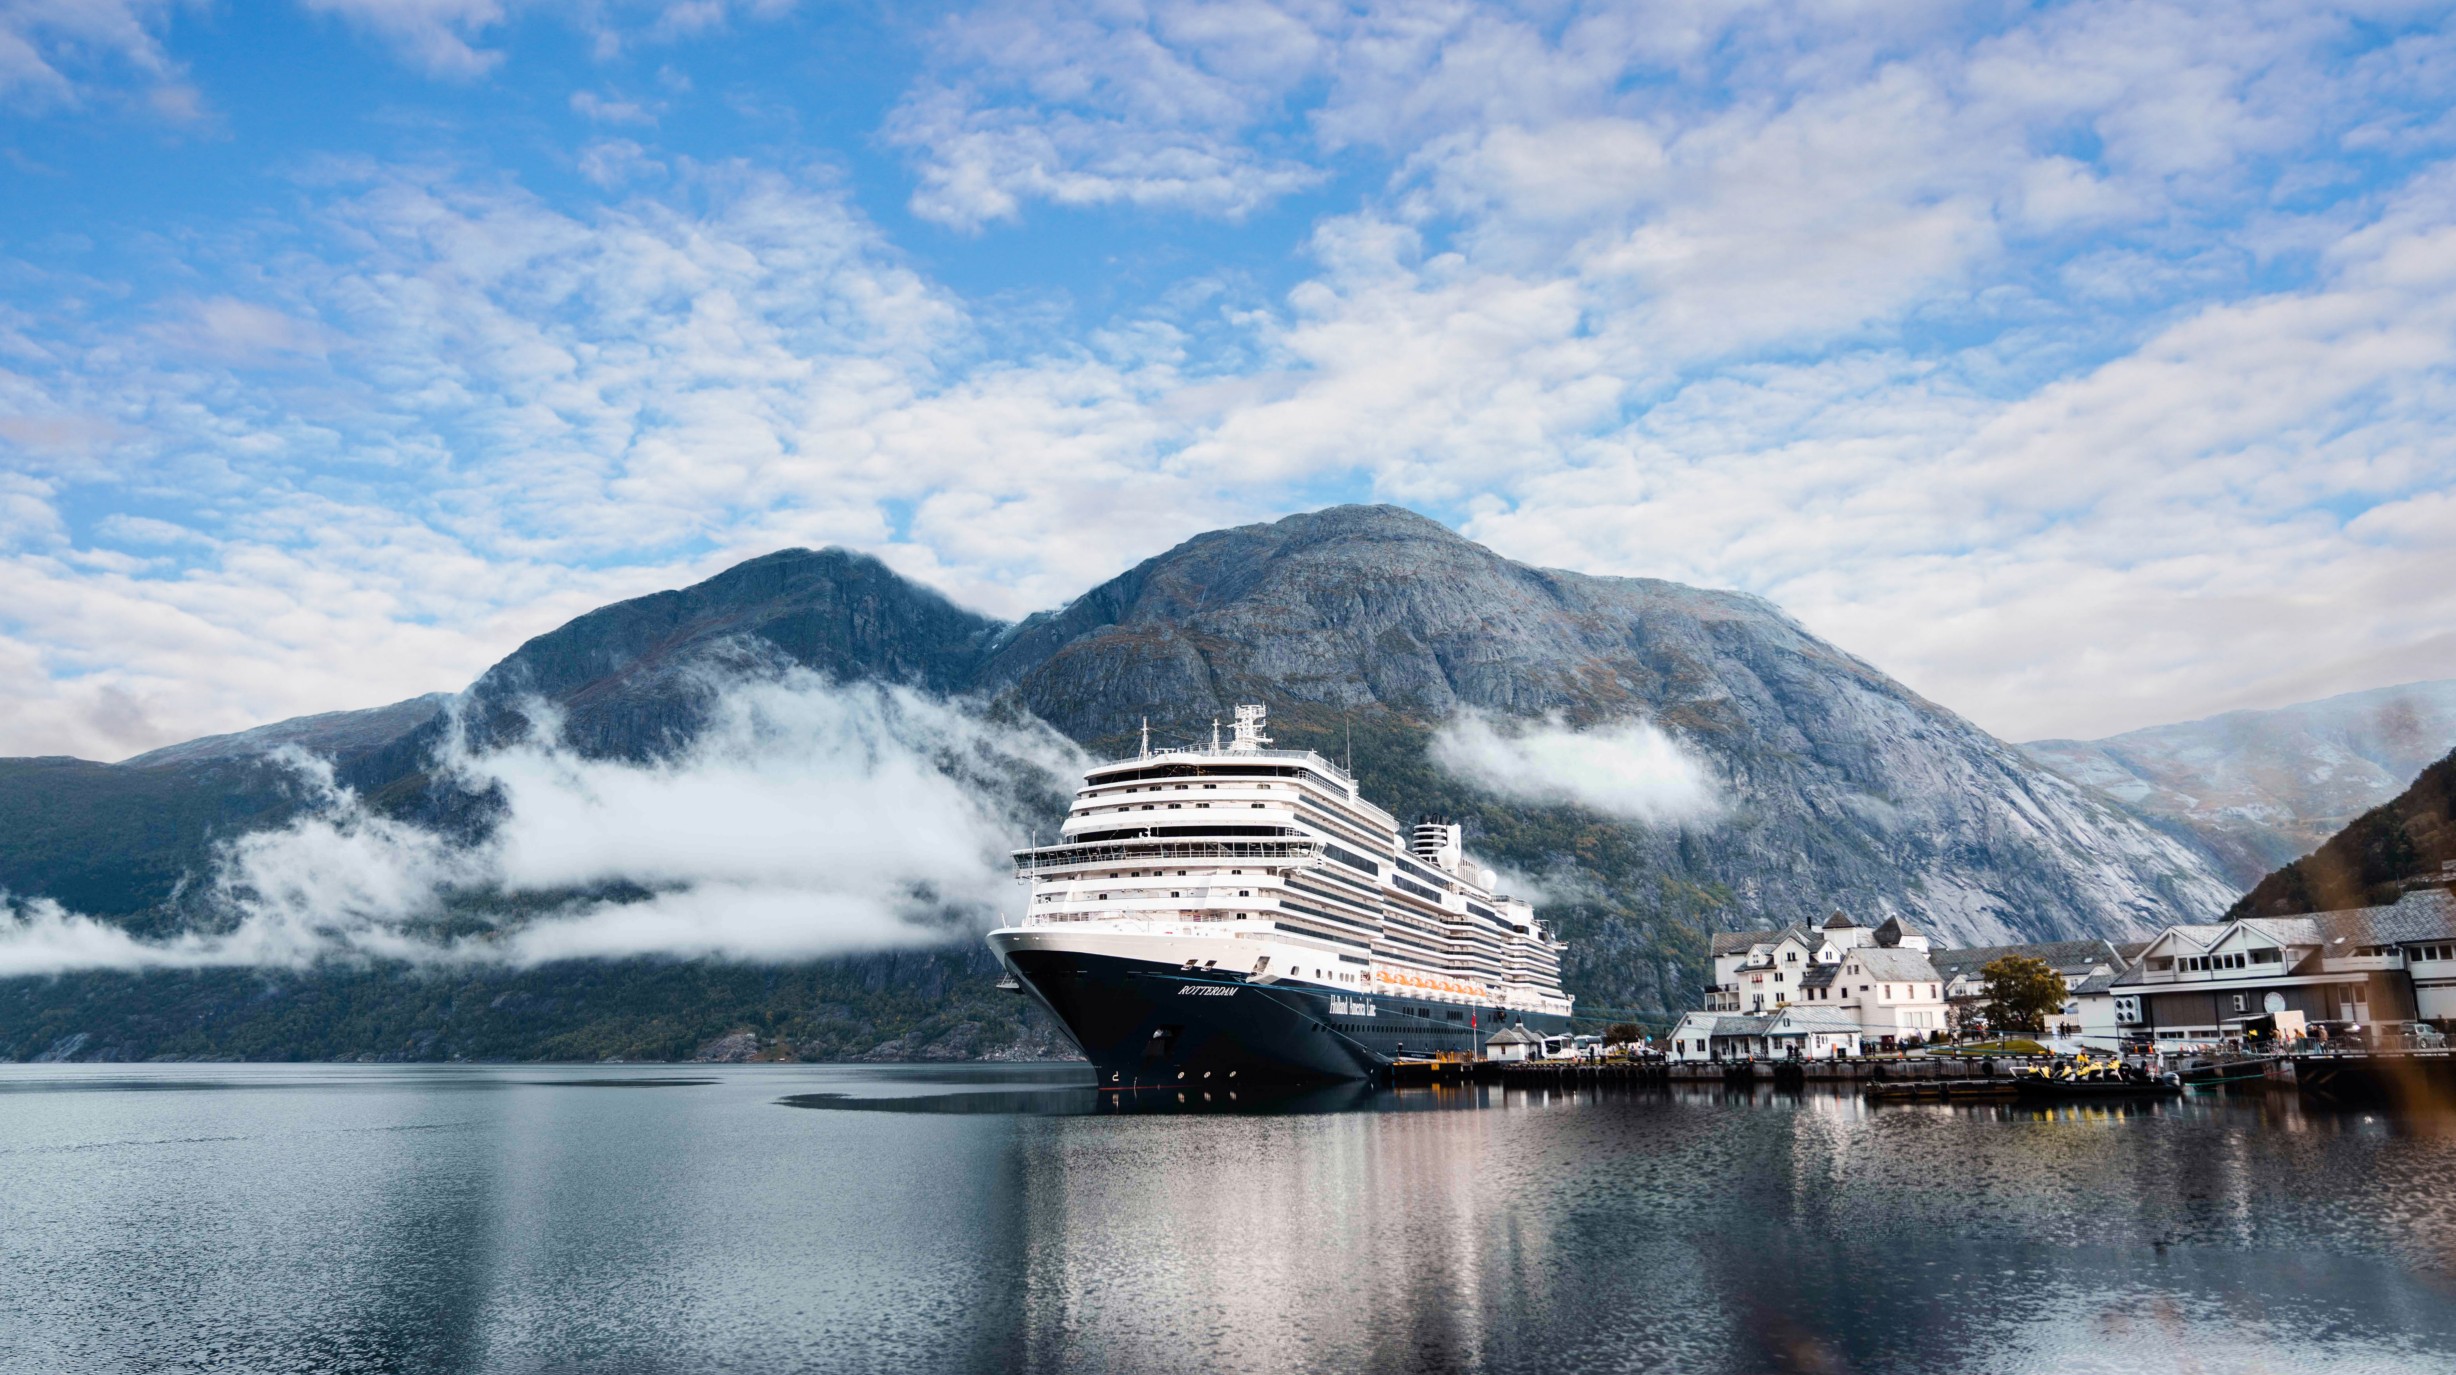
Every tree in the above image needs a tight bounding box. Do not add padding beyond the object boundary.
[1606,1022,1642,1046]
[1947,998,1986,1040]
[1980,955,2065,1034]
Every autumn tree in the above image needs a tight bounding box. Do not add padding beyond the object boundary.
[1979,954,2066,1034]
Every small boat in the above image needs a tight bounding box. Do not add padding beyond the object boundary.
[2010,1051,2183,1100]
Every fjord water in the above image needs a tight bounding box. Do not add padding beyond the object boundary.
[3,1065,2450,1375]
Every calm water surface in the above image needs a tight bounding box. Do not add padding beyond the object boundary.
[2,1063,2452,1375]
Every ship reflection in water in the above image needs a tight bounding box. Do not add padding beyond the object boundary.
[5,1065,2454,1375]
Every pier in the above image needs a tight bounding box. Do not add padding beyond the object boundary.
[1380,1049,2456,1114]
[1386,1055,2060,1089]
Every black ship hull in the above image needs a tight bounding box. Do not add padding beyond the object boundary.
[1003,948,1572,1086]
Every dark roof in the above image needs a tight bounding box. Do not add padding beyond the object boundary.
[1799,963,1841,989]
[1871,916,1922,947]
[1928,940,2119,980]
[2069,972,2120,996]
[2311,888,2456,949]
[1823,911,1858,929]
[2114,941,2151,962]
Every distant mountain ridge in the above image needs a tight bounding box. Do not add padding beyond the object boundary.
[2023,680,2456,887]
[2230,745,2456,918]
[0,505,2243,1060]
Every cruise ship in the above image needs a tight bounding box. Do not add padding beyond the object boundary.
[989,705,1574,1085]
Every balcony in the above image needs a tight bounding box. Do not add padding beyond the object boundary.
[1013,837,1324,876]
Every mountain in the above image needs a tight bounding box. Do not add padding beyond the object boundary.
[2229,745,2456,918]
[121,694,453,769]
[0,505,2240,1060]
[2023,680,2456,887]
[452,545,1001,759]
[974,506,2231,1002]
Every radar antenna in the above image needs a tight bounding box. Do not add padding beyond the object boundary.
[1228,703,1271,754]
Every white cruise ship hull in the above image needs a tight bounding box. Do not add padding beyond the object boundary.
[990,926,1572,1085]
[993,706,1575,1085]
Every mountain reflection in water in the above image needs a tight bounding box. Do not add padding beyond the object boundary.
[3,1063,2452,1375]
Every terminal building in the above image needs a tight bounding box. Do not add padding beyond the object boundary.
[2091,884,2456,1041]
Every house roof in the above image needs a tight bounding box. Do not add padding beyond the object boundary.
[1485,1025,1543,1045]
[1838,947,1942,982]
[1767,1008,1862,1034]
[1927,940,2118,981]
[1674,1012,1776,1036]
[2312,889,2456,948]
[1799,962,1841,989]
[2232,916,2321,947]
[1871,916,1922,947]
[2111,893,2456,988]
[2068,971,2120,996]
[1823,911,1858,929]
[1709,924,1813,957]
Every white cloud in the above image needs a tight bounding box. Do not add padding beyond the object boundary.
[0,0,197,116]
[887,0,1332,229]
[298,0,510,79]
[8,0,2456,761]
[0,673,1085,973]
[297,0,796,77]
[1429,710,1722,825]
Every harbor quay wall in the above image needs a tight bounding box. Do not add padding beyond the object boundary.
[1392,1056,2063,1087]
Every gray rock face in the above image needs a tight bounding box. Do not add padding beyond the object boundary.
[459,546,1002,760]
[0,504,2241,1025]
[975,507,2235,979]
[2025,679,2456,888]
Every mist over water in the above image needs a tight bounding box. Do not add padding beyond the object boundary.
[0,674,1084,976]
[3,1065,2450,1375]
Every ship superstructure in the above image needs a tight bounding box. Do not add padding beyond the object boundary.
[989,705,1573,1085]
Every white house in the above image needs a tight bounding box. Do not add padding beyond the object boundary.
[1764,1007,1863,1058]
[1484,1025,1542,1063]
[1667,1011,1766,1061]
[1690,912,1947,1052]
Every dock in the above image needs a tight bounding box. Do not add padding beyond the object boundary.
[2273,1050,2456,1110]
[1386,1055,2060,1090]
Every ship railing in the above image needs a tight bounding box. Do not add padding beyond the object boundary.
[1011,837,1326,876]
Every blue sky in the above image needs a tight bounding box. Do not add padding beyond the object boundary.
[3,0,2454,759]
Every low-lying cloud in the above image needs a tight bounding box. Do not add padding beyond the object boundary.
[0,673,1084,976]
[1430,712,1723,826]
